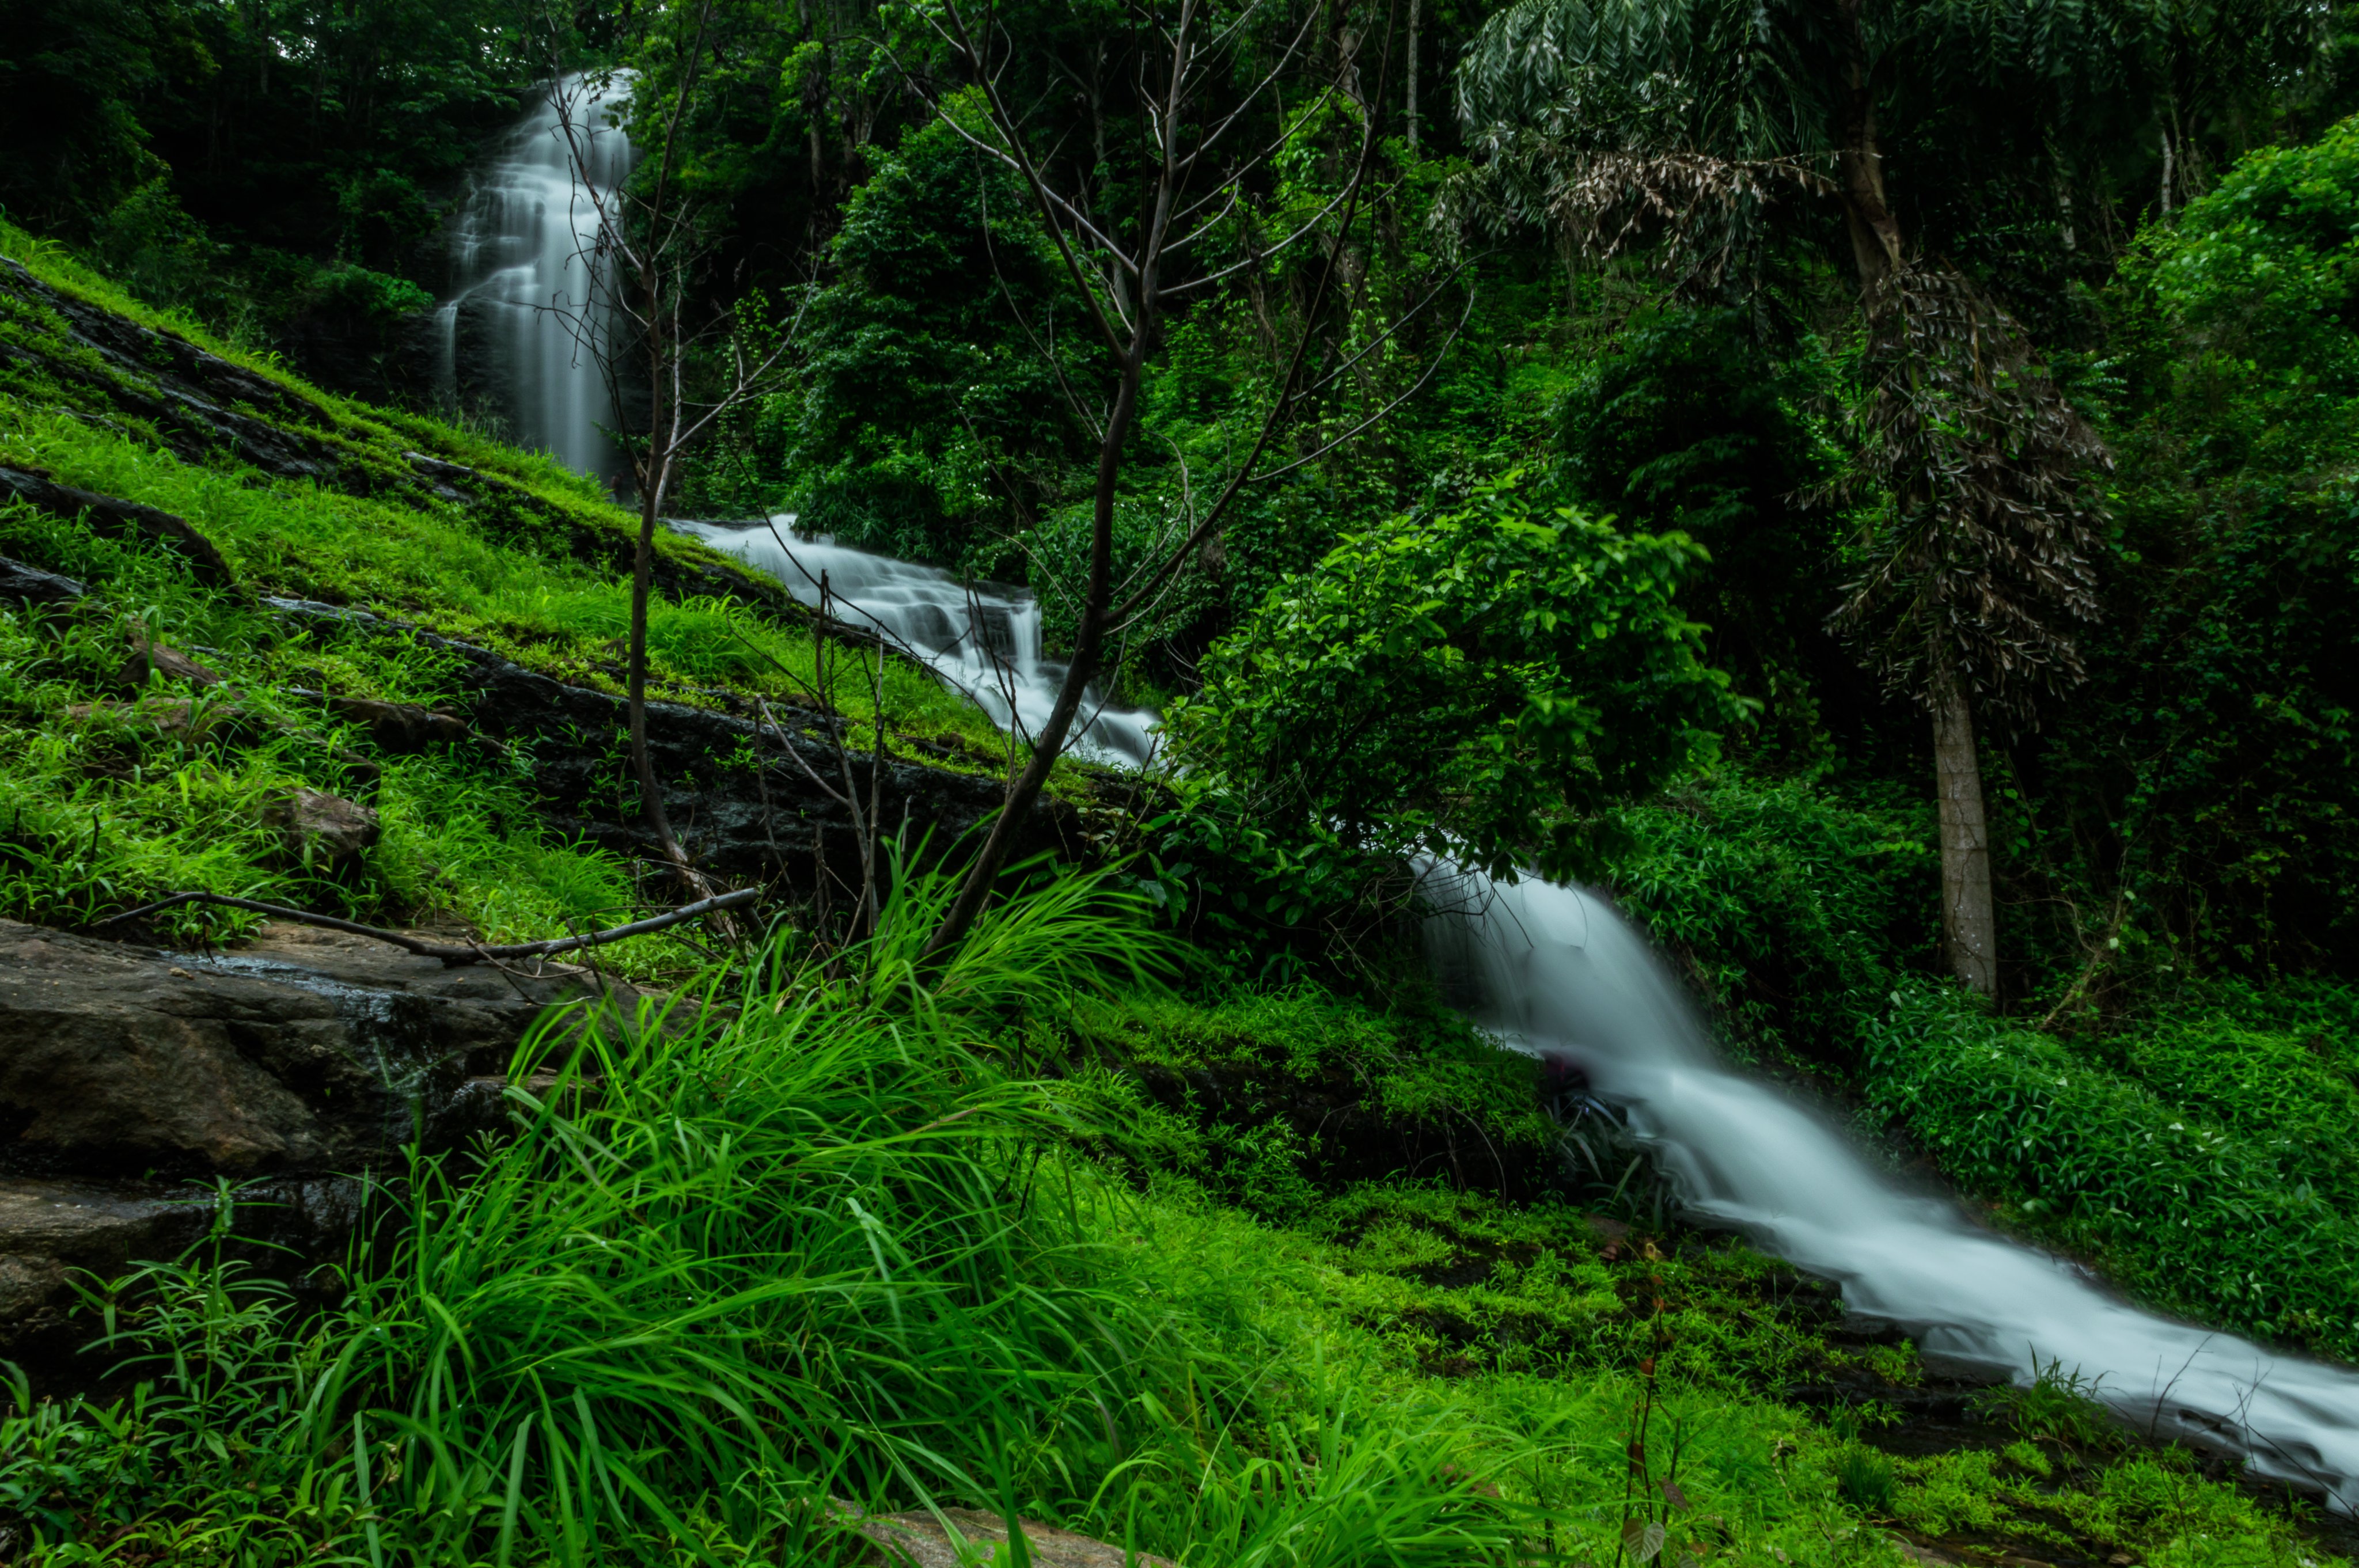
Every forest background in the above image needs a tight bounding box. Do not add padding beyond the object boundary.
[10,0,2359,1558]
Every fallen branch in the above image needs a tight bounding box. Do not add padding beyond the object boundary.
[89,888,761,967]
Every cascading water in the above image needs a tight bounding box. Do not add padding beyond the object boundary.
[1419,862,2359,1510]
[673,519,1160,766]
[435,74,634,485]
[449,97,2359,1482]
[683,518,2359,1499]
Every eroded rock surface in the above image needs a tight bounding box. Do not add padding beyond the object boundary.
[0,918,643,1372]
[847,1505,1174,1568]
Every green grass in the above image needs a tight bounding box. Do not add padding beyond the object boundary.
[1864,981,2359,1361]
[3,867,2342,1568]
[0,221,1112,958]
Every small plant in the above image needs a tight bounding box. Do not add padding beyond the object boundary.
[1971,1357,2122,1452]
[1832,1446,1897,1516]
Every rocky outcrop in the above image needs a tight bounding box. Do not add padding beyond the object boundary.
[0,918,643,1375]
[0,918,624,1180]
[0,466,236,586]
[264,597,1115,890]
[0,553,89,606]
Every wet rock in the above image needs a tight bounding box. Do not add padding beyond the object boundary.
[264,787,381,864]
[0,918,631,1182]
[264,597,1097,890]
[0,466,236,587]
[0,553,88,606]
[119,624,223,690]
[289,688,480,753]
[845,1505,1175,1568]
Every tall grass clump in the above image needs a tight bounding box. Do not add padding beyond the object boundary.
[6,863,1532,1565]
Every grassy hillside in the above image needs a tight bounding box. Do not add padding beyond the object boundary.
[0,222,1049,969]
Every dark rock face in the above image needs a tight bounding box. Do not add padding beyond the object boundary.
[0,919,621,1182]
[0,552,89,606]
[0,466,237,587]
[0,918,648,1374]
[264,597,1102,891]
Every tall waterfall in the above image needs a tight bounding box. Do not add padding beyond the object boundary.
[435,74,634,484]
[1420,864,2359,1511]
[673,521,1160,766]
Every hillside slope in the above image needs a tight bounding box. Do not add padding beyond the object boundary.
[0,227,1103,970]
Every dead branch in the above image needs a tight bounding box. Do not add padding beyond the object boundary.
[90,889,763,967]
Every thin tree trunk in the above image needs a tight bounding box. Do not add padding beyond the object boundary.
[920,352,1142,959]
[1405,0,1420,151]
[1933,652,1997,998]
[1834,0,1902,294]
[628,306,688,872]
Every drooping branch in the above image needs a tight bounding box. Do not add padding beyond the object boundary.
[91,889,763,967]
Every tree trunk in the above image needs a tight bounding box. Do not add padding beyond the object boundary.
[1933,654,1997,998]
[920,351,1142,959]
[1405,0,1421,151]
[1834,0,1902,294]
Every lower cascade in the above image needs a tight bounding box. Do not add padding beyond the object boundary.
[699,518,2359,1508]
[676,519,1159,766]
[1420,861,2359,1511]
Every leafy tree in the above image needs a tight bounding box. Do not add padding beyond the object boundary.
[1449,0,2162,996]
[1165,475,1746,884]
[1558,307,1845,755]
[774,104,1099,565]
[2035,116,2359,978]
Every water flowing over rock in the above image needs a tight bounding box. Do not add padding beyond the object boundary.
[1418,862,2359,1512]
[676,520,1160,766]
[435,74,634,484]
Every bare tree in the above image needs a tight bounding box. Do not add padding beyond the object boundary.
[543,17,800,889]
[896,0,1465,958]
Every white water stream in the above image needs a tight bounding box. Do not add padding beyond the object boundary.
[674,519,1160,767]
[1420,863,2359,1510]
[434,74,634,484]
[469,82,2359,1509]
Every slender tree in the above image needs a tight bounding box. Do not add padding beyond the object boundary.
[1448,0,2144,996]
[895,0,1463,958]
[546,14,798,889]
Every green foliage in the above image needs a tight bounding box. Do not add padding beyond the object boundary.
[1863,981,2359,1359]
[1558,308,1846,754]
[719,104,1096,565]
[1056,985,1560,1221]
[1168,474,1744,887]
[2030,114,2359,974]
[1606,773,1938,1064]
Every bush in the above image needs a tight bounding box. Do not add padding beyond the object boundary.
[1605,772,1939,1065]
[1863,982,2359,1358]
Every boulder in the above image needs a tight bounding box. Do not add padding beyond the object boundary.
[0,919,646,1377]
[0,919,628,1182]
[847,1506,1174,1568]
[0,553,87,606]
[264,787,381,864]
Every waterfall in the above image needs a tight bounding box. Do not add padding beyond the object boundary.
[665,508,2359,1504]
[1420,863,2359,1511]
[435,73,634,484]
[672,519,1160,766]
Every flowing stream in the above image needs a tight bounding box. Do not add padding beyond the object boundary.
[484,93,2359,1513]
[1419,863,2359,1510]
[434,74,634,485]
[673,519,1160,767]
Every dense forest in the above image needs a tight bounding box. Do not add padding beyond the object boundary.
[8,0,2359,1560]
